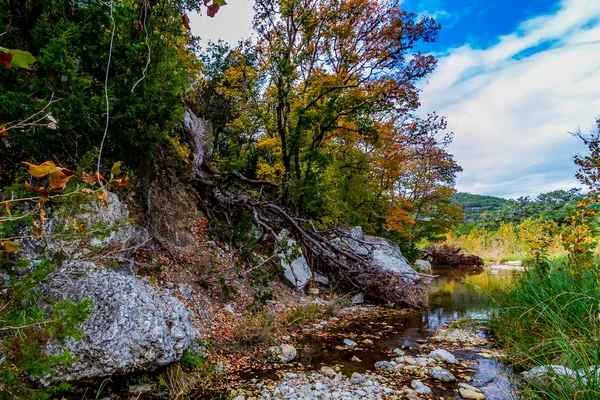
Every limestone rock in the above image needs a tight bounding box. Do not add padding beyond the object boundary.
[276,230,312,290]
[374,361,395,371]
[17,192,147,268]
[429,348,457,364]
[351,292,365,304]
[411,380,432,394]
[147,177,204,256]
[314,272,330,286]
[459,387,486,399]
[522,365,576,383]
[429,366,456,382]
[414,259,432,272]
[332,226,419,282]
[267,344,297,363]
[40,263,197,384]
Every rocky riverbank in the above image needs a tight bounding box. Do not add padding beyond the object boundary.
[224,302,513,400]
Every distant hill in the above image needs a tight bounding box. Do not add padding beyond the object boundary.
[452,192,508,223]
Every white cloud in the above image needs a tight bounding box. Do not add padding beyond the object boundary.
[419,0,600,198]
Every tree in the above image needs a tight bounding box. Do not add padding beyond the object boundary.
[239,0,439,211]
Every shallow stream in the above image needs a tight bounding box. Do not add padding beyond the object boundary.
[288,266,522,399]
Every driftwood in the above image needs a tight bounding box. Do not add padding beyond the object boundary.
[422,245,484,267]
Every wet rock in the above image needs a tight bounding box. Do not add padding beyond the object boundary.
[411,380,432,394]
[429,366,456,382]
[276,230,312,290]
[374,361,395,371]
[429,348,457,364]
[343,339,358,347]
[267,344,297,363]
[41,263,197,384]
[522,365,576,383]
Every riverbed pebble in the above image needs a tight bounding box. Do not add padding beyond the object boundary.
[410,379,432,394]
[429,366,456,382]
[250,371,401,399]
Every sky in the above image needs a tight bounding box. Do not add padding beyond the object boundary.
[190,0,600,199]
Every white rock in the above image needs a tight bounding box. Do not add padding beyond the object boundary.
[343,339,358,347]
[374,361,395,371]
[522,365,576,383]
[411,380,432,394]
[429,366,456,382]
[414,259,432,272]
[267,344,297,363]
[276,229,312,290]
[429,349,457,364]
[393,348,405,356]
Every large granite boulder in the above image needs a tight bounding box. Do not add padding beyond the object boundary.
[40,262,197,384]
[332,226,420,282]
[276,230,312,290]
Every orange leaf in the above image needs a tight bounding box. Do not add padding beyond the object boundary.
[50,167,74,191]
[24,182,50,208]
[0,241,20,253]
[82,171,105,186]
[5,202,10,215]
[113,175,133,187]
[0,125,8,137]
[97,192,109,207]
[23,161,74,191]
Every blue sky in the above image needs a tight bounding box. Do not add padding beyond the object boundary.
[191,0,600,199]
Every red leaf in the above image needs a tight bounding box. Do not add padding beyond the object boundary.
[182,13,191,30]
[0,51,12,68]
[207,3,220,17]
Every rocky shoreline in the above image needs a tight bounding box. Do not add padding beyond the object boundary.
[224,305,511,400]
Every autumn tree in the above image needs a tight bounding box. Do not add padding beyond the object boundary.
[217,0,439,208]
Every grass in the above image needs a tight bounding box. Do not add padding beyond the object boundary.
[488,257,600,399]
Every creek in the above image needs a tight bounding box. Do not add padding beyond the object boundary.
[284,266,522,399]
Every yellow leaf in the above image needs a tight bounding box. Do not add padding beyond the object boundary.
[110,161,123,176]
[0,241,20,253]
[23,161,56,178]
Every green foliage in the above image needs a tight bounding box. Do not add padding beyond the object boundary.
[489,261,600,399]
[0,0,201,184]
[452,192,507,224]
[0,259,92,399]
